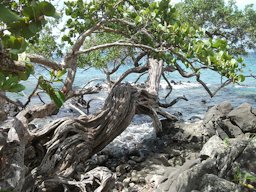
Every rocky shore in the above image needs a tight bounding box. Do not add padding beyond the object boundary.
[85,101,256,191]
[0,101,255,191]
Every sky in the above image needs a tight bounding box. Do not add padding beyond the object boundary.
[235,0,256,8]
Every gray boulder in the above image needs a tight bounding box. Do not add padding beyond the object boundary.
[0,110,7,122]
[200,174,239,192]
[228,103,256,133]
[200,135,226,158]
[203,101,233,137]
[218,119,244,138]
[153,135,255,192]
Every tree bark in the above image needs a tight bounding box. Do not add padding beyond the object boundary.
[1,56,178,191]
[147,58,163,95]
[13,81,176,191]
[0,91,7,122]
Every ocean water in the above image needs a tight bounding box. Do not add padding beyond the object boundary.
[8,52,256,121]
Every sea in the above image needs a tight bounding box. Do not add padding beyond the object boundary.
[6,53,256,153]
[8,52,256,122]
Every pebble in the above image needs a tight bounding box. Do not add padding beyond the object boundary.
[129,182,135,188]
[131,176,139,183]
[129,155,144,163]
[116,164,126,175]
[123,177,131,187]
[139,176,146,184]
[95,155,108,165]
[131,170,137,177]
[127,160,136,166]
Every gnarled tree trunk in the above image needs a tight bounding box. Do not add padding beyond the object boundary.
[19,80,176,191]
[1,57,178,192]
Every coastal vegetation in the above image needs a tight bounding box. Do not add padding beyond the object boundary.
[0,0,255,191]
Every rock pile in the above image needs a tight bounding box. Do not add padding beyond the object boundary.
[103,102,256,191]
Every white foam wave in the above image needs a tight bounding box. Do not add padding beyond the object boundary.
[104,122,155,153]
[234,85,256,89]
[160,80,201,89]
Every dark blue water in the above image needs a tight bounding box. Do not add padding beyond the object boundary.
[8,53,256,120]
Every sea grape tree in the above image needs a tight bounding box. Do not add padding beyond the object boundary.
[0,0,251,191]
[175,0,256,54]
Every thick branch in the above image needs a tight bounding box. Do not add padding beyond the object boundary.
[69,86,101,99]
[71,21,106,53]
[0,53,27,74]
[175,63,196,78]
[27,54,62,70]
[112,64,148,88]
[147,59,163,95]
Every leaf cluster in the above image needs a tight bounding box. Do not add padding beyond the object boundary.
[63,0,245,82]
[175,0,256,54]
[0,1,56,93]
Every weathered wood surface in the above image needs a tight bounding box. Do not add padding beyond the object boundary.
[1,83,177,191]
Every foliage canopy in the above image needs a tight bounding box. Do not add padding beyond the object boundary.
[1,0,253,107]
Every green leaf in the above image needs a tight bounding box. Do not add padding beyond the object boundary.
[28,21,42,34]
[56,69,67,79]
[212,39,227,50]
[8,84,25,92]
[54,91,65,107]
[39,76,65,108]
[1,75,18,90]
[135,15,142,23]
[23,6,42,19]
[238,75,245,82]
[237,57,244,63]
[39,1,56,16]
[0,4,22,24]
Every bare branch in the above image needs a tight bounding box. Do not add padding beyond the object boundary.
[108,53,129,75]
[195,76,214,97]
[159,95,188,108]
[175,63,196,78]
[75,42,163,56]
[173,61,231,97]
[156,108,178,121]
[23,81,40,108]
[69,87,101,99]
[100,26,129,37]
[69,103,86,115]
[211,79,233,96]
[162,72,173,99]
[132,52,147,67]
[134,72,147,84]
[112,64,148,88]
[82,78,105,88]
[27,54,62,70]
[36,92,46,104]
